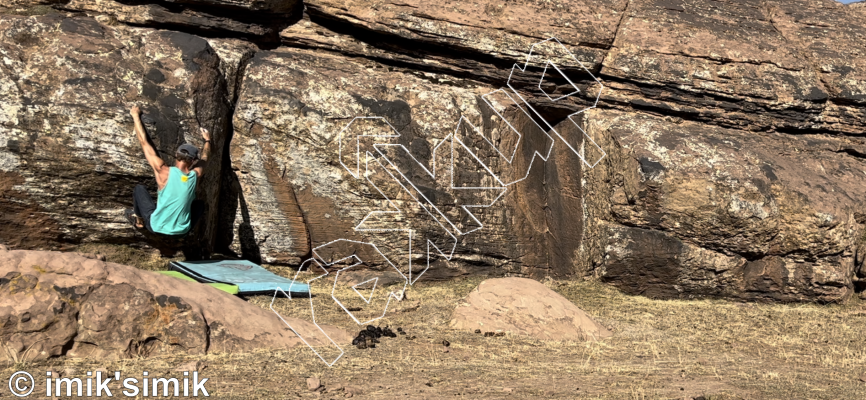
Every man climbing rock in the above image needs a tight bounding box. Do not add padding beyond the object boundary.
[125,106,211,237]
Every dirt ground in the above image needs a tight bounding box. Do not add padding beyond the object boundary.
[3,246,865,399]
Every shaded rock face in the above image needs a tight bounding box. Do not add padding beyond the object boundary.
[2,0,866,303]
[57,0,301,41]
[450,277,612,341]
[0,249,350,360]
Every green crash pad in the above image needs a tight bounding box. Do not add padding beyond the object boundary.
[157,270,240,295]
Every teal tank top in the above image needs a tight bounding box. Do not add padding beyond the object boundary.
[150,167,197,235]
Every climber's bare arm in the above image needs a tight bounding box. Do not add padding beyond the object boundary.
[193,127,211,178]
[130,106,168,182]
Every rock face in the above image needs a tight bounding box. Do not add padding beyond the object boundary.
[229,46,591,280]
[294,0,626,81]
[0,248,350,360]
[2,0,866,302]
[450,278,612,341]
[0,13,230,255]
[58,0,301,41]
[583,109,863,302]
[602,0,827,133]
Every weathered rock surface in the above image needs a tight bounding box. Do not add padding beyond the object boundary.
[2,0,866,303]
[0,13,229,254]
[450,277,611,340]
[600,0,828,133]
[0,248,350,360]
[59,0,300,40]
[229,46,590,278]
[292,0,626,81]
[267,0,866,301]
[206,38,258,105]
[768,0,866,135]
[581,109,863,302]
[0,0,64,7]
[286,0,866,136]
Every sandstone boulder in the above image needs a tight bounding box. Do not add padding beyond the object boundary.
[229,46,592,279]
[450,277,611,341]
[0,13,230,254]
[234,3,866,301]
[581,109,865,302]
[2,0,866,304]
[284,0,866,137]
[0,248,351,360]
[768,0,866,135]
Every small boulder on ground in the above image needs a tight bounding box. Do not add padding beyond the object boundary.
[449,277,612,341]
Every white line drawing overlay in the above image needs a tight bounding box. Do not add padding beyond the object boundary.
[271,36,606,366]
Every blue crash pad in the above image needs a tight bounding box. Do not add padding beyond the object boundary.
[169,259,310,295]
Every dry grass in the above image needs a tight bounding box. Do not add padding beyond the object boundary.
[11,255,866,399]
[76,243,183,272]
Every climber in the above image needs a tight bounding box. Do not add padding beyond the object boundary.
[124,105,211,237]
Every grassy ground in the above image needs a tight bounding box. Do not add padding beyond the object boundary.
[4,246,865,399]
[76,243,185,272]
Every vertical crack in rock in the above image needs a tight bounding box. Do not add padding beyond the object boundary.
[162,30,232,257]
[205,38,258,254]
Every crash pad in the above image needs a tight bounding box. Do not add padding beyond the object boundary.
[169,259,310,295]
[156,270,240,295]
